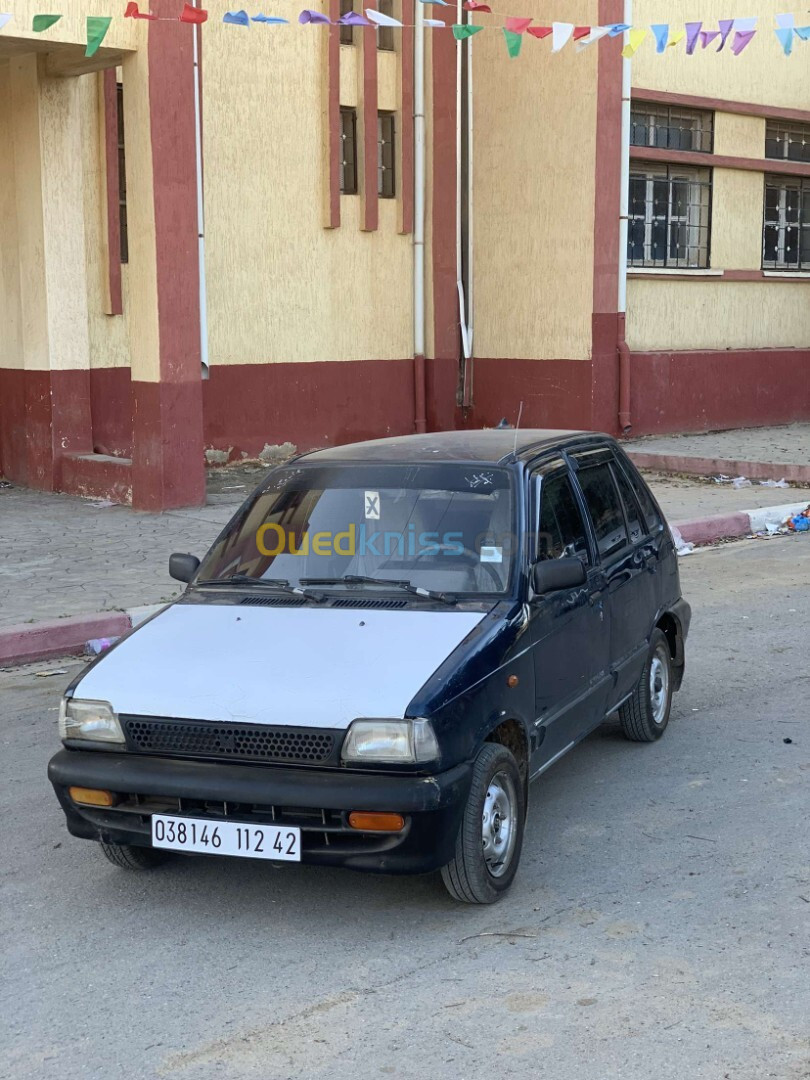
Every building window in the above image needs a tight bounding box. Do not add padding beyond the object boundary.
[629,164,711,268]
[340,107,358,194]
[631,103,713,154]
[117,84,128,264]
[763,176,810,271]
[340,0,354,44]
[377,0,395,49]
[765,121,810,164]
[378,112,395,198]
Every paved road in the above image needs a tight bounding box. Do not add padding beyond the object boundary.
[1,537,809,1080]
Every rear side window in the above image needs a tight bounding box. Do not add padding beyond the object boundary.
[616,457,663,533]
[537,473,591,565]
[576,463,628,558]
[610,462,645,545]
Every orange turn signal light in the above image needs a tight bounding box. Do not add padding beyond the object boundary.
[69,786,116,807]
[348,811,405,833]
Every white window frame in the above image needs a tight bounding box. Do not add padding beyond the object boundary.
[763,176,810,271]
[629,164,711,269]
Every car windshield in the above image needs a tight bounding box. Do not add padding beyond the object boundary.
[197,463,516,596]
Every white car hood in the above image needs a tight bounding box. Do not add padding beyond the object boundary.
[75,602,487,729]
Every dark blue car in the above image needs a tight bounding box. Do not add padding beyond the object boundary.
[49,430,690,904]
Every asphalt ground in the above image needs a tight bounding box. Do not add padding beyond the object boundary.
[1,535,808,1080]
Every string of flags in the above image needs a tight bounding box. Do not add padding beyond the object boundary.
[1,5,809,60]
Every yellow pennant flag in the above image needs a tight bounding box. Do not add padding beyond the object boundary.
[621,27,648,57]
[668,29,685,47]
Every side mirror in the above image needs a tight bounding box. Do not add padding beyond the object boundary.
[169,553,201,583]
[532,556,587,596]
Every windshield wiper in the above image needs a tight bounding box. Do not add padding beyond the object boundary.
[197,575,325,601]
[301,575,457,605]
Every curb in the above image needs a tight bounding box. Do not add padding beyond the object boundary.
[0,497,806,669]
[0,604,165,668]
[627,451,810,485]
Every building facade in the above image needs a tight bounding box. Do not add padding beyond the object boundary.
[1,0,808,508]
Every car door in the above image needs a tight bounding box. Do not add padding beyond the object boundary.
[528,461,612,776]
[570,448,657,711]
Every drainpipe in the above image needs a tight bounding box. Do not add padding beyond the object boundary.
[412,0,427,433]
[192,1,209,380]
[617,0,632,433]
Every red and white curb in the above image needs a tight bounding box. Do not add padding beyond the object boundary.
[674,501,809,547]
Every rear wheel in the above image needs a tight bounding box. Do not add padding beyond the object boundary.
[619,627,673,742]
[441,742,525,904]
[99,842,167,870]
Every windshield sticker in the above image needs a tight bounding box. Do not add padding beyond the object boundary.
[480,545,503,563]
[364,491,381,520]
[466,472,495,489]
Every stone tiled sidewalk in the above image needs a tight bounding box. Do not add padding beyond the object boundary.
[622,423,810,468]
[2,460,809,631]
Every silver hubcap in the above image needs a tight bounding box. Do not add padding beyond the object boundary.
[649,646,670,725]
[482,771,517,878]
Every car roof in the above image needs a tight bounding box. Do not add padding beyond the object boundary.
[300,429,603,466]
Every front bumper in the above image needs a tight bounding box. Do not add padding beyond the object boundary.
[48,749,472,874]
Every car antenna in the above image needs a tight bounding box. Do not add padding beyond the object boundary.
[513,401,524,456]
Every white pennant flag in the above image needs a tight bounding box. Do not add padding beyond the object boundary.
[0,12,13,29]
[424,18,445,26]
[576,25,611,50]
[365,7,403,25]
[551,21,574,52]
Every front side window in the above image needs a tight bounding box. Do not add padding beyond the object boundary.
[339,107,358,194]
[198,464,516,596]
[763,176,810,271]
[631,103,713,153]
[765,121,810,164]
[576,464,629,559]
[629,164,711,268]
[537,473,591,565]
[616,457,663,534]
[610,463,645,546]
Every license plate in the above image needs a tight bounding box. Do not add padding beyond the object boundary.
[151,814,301,861]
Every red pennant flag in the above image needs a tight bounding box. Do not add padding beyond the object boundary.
[124,1,158,17]
[572,25,591,40]
[526,24,551,38]
[504,15,531,33]
[179,2,208,22]
[464,0,491,9]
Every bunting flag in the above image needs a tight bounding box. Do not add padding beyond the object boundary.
[424,18,445,26]
[299,8,331,21]
[86,14,111,53]
[621,27,647,56]
[650,23,669,51]
[572,25,590,40]
[699,29,720,47]
[0,12,12,29]
[223,9,250,24]
[464,0,490,9]
[179,3,208,22]
[732,28,757,52]
[419,0,450,5]
[607,23,630,35]
[526,25,551,38]
[775,12,794,54]
[576,25,611,49]
[365,8,402,26]
[504,15,531,33]
[340,9,371,23]
[451,22,482,38]
[716,17,735,49]
[503,26,521,56]
[32,14,61,30]
[668,30,685,47]
[685,20,702,53]
[796,26,810,40]
[551,21,573,51]
[252,12,289,21]
[125,2,158,18]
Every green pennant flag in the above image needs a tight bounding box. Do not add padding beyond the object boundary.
[32,14,61,31]
[86,15,112,57]
[451,23,483,40]
[503,27,522,56]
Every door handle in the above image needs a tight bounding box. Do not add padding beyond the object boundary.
[589,589,604,606]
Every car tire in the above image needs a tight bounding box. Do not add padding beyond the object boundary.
[619,627,673,743]
[441,742,526,905]
[99,842,167,870]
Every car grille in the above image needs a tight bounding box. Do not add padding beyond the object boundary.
[121,717,341,766]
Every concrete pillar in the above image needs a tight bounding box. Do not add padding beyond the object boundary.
[122,6,205,511]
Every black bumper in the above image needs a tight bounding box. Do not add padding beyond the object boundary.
[48,749,472,875]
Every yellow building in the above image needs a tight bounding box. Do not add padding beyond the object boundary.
[1,0,808,507]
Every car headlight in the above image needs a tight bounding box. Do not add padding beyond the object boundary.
[341,718,439,764]
[59,698,124,744]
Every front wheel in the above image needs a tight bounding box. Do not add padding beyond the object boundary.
[619,627,673,742]
[441,742,525,904]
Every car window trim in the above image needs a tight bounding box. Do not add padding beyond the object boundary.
[529,461,597,568]
[608,459,650,550]
[613,451,666,537]
[569,449,634,566]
